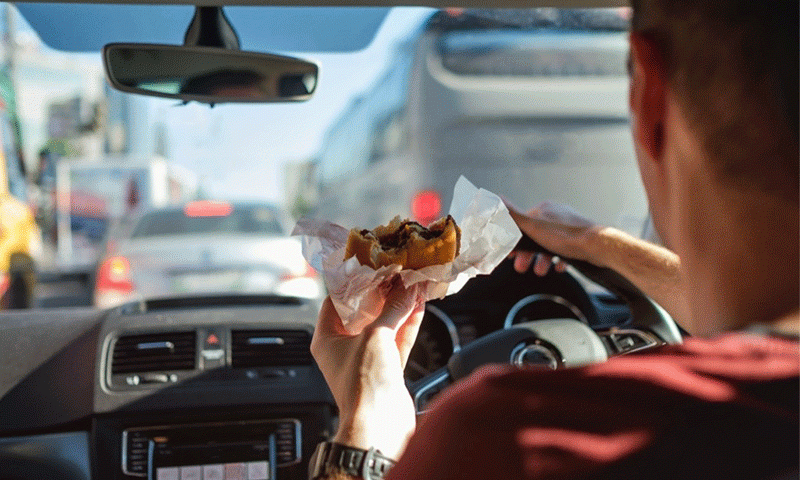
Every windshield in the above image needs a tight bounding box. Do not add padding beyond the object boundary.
[4,5,646,309]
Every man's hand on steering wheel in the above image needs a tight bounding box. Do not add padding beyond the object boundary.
[505,201,604,276]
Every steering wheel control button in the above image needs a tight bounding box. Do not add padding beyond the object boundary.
[511,343,559,369]
[598,329,661,355]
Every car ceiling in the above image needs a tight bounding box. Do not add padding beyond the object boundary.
[16,1,626,53]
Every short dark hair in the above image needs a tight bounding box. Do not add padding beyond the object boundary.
[631,0,798,199]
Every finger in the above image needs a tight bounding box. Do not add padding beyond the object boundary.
[513,250,535,273]
[373,282,418,330]
[315,297,348,337]
[554,260,568,273]
[396,303,425,369]
[533,253,553,276]
[311,297,348,360]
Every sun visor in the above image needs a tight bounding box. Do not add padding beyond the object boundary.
[16,4,390,53]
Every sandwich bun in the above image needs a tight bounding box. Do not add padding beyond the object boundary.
[344,215,460,270]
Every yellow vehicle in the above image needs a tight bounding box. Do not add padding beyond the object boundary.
[0,92,39,309]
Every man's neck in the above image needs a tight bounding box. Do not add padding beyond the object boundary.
[680,177,799,335]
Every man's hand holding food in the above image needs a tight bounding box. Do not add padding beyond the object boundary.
[311,280,426,461]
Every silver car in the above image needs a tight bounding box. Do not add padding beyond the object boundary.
[94,200,322,308]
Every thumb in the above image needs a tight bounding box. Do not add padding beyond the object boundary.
[505,201,540,239]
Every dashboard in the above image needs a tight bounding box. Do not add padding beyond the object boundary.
[0,259,633,480]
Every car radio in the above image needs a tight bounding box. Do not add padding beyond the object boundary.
[122,419,301,479]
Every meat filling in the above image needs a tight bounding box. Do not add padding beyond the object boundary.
[373,215,455,251]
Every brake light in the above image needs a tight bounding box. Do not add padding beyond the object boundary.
[0,272,9,299]
[412,190,442,226]
[95,256,134,294]
[184,200,233,217]
[281,262,317,281]
[276,261,322,299]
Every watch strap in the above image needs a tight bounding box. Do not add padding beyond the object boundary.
[309,441,396,480]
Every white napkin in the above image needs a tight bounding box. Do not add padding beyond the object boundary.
[292,176,522,333]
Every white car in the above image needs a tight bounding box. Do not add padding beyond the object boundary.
[94,200,322,308]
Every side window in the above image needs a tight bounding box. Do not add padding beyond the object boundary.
[1,114,26,201]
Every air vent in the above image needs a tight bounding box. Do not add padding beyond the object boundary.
[232,330,312,368]
[112,331,197,374]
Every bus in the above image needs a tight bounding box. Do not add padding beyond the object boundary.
[315,9,648,236]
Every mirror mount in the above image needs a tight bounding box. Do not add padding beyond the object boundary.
[183,6,240,50]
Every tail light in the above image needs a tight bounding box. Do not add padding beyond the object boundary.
[277,261,321,299]
[280,261,317,282]
[184,200,233,217]
[0,272,9,299]
[412,190,442,226]
[95,256,135,308]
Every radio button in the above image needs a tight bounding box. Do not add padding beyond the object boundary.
[179,466,202,480]
[247,461,269,480]
[202,464,224,480]
[224,463,247,480]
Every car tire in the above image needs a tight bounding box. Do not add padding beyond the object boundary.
[5,255,35,309]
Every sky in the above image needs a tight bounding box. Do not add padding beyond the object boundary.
[11,5,434,203]
[141,7,434,203]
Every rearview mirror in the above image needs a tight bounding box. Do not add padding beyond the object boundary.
[103,44,318,104]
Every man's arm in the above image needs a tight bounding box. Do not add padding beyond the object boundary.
[506,202,692,331]
[310,285,425,480]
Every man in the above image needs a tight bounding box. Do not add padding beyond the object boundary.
[310,1,799,479]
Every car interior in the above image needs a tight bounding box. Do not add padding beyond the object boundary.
[0,1,693,479]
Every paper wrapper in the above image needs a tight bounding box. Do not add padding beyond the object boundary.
[292,176,522,333]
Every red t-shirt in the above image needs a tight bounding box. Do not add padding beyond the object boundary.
[389,333,799,480]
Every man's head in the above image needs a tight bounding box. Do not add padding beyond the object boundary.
[628,0,798,331]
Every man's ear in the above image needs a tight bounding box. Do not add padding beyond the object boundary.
[629,32,668,163]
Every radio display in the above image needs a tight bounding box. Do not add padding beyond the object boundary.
[123,420,291,480]
[151,434,276,480]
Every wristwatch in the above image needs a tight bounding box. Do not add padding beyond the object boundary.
[308,441,396,480]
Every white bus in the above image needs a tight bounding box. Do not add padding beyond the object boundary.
[316,9,647,235]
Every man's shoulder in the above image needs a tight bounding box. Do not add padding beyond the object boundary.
[435,332,799,408]
[398,332,799,480]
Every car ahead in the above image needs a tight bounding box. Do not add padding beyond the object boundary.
[94,200,322,308]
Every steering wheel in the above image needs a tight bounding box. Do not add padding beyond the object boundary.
[409,236,683,413]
